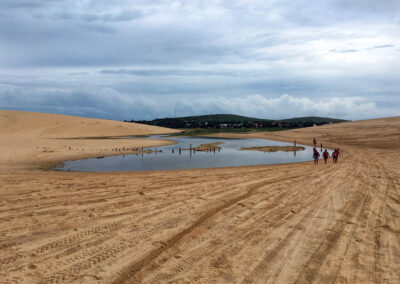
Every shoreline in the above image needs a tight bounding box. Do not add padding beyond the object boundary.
[42,137,179,172]
[46,136,317,174]
[239,146,306,152]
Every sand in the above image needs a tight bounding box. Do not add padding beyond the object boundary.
[184,142,224,152]
[1,110,400,283]
[240,146,305,152]
[0,110,179,171]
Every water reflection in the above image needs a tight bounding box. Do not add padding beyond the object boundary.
[55,135,330,172]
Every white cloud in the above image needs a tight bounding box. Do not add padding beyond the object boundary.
[171,94,388,120]
[1,82,396,120]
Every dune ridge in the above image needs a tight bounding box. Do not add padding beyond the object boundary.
[0,110,179,170]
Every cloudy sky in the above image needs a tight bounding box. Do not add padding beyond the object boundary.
[0,0,399,120]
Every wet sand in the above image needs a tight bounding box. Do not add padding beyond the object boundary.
[240,145,305,152]
[1,111,400,283]
[184,142,224,152]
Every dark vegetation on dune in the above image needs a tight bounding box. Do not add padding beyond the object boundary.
[126,114,347,135]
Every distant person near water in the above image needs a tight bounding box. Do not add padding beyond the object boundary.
[313,137,317,147]
[313,148,320,165]
[322,149,330,164]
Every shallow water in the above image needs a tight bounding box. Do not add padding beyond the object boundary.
[55,135,331,172]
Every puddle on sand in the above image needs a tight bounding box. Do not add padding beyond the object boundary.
[54,135,331,172]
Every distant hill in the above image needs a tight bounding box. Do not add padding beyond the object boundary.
[129,114,348,130]
[154,114,272,123]
[281,116,347,124]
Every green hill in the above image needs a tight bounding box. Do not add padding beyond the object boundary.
[131,114,348,130]
[281,116,347,124]
[156,114,272,123]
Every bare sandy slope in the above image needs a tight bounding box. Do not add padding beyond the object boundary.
[0,111,179,170]
[1,111,400,283]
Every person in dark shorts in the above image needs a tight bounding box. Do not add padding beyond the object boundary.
[332,149,338,163]
[335,148,340,163]
[313,148,320,165]
[322,149,330,164]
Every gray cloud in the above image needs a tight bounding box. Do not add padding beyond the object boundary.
[330,49,359,53]
[373,44,395,49]
[68,72,89,76]
[36,10,143,23]
[102,10,142,22]
[1,78,398,121]
[0,0,399,120]
[0,0,45,9]
[100,69,237,77]
[0,83,396,121]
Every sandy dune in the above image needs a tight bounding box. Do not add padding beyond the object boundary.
[1,111,400,283]
[0,111,179,171]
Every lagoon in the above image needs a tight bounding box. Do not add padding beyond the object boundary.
[55,135,326,172]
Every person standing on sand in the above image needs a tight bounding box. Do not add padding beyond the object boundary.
[322,149,329,164]
[332,149,338,163]
[313,137,317,147]
[320,143,323,152]
[335,148,340,163]
[313,148,320,165]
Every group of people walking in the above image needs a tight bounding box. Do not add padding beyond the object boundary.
[312,137,339,165]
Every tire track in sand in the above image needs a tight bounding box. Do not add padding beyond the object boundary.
[293,192,367,284]
[292,150,373,284]
[239,163,340,284]
[143,169,326,283]
[112,174,309,284]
